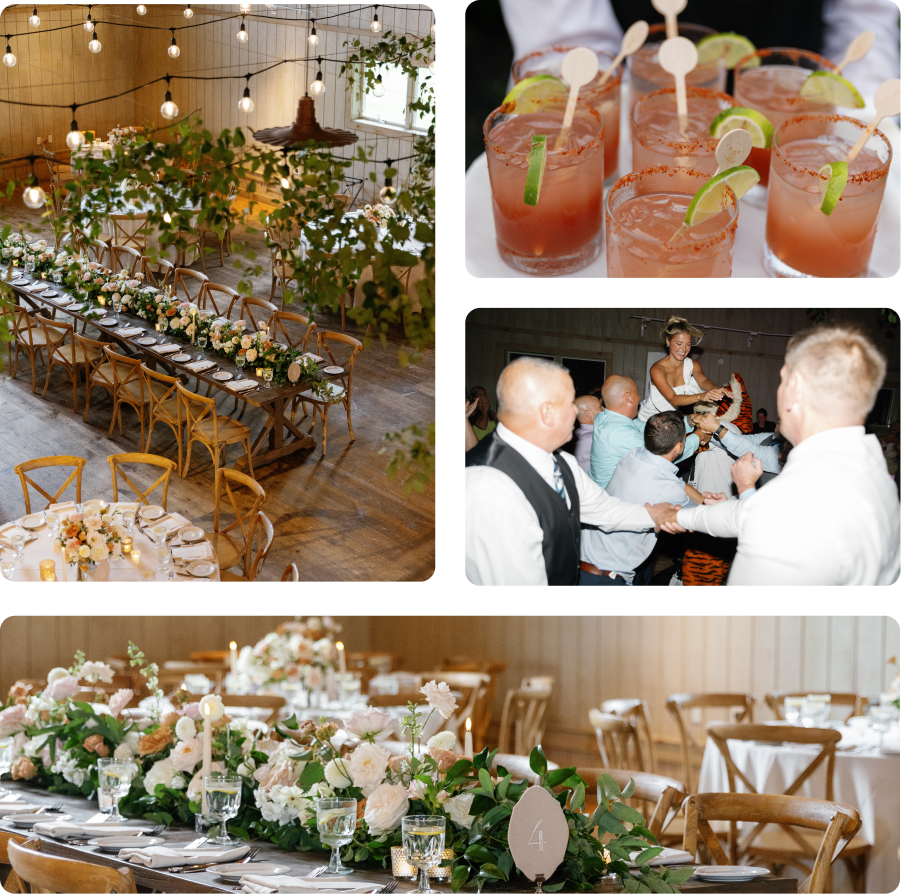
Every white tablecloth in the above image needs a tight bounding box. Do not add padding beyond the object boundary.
[698,721,900,893]
[1,503,219,582]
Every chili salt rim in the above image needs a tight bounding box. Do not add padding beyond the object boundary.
[512,44,623,104]
[734,47,839,112]
[631,86,735,155]
[634,22,728,67]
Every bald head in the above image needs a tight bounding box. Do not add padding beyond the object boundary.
[601,375,640,418]
[575,395,601,424]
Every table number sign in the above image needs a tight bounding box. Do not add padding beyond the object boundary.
[508,785,569,890]
[287,361,301,383]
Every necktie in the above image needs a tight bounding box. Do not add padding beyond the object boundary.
[552,457,567,501]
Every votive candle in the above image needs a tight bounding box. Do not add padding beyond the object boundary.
[121,536,133,555]
[131,549,141,563]
[39,559,57,581]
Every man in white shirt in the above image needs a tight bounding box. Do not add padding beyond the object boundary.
[466,357,684,586]
[659,322,900,585]
[573,394,602,476]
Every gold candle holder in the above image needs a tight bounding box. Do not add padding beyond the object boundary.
[39,559,57,581]
[391,846,454,882]
[121,536,133,555]
[131,549,141,564]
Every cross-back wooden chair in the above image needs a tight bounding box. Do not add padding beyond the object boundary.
[110,212,150,253]
[665,693,755,793]
[683,793,861,894]
[602,698,658,773]
[498,683,553,756]
[431,671,493,747]
[173,267,209,304]
[588,710,647,771]
[142,364,183,472]
[103,346,151,449]
[765,692,868,722]
[240,295,278,333]
[221,511,274,582]
[0,829,28,893]
[174,211,204,269]
[209,466,266,573]
[8,306,51,394]
[76,332,116,424]
[14,456,86,514]
[87,237,112,266]
[107,452,177,511]
[39,316,102,413]
[177,382,253,480]
[281,563,299,581]
[265,218,305,303]
[199,189,239,268]
[295,331,363,456]
[706,722,871,890]
[184,691,285,724]
[141,256,175,290]
[109,244,141,275]
[199,282,238,319]
[491,752,561,786]
[270,310,317,353]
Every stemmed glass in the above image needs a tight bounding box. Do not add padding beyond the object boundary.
[152,524,169,546]
[868,705,898,753]
[155,544,173,580]
[97,758,137,818]
[0,738,12,794]
[8,534,25,560]
[262,368,274,389]
[203,774,242,845]
[0,562,14,582]
[111,293,122,322]
[197,333,208,361]
[316,798,357,875]
[235,354,246,380]
[402,815,446,894]
[120,508,136,534]
[45,511,60,537]
[784,697,804,726]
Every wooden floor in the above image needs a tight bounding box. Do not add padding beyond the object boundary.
[0,193,435,582]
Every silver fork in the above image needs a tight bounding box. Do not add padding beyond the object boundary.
[382,882,399,893]
[306,866,327,878]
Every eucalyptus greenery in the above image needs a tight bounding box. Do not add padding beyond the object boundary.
[0,28,434,485]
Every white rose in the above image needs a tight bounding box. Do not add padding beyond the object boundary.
[363,783,409,835]
[91,545,108,563]
[427,731,457,752]
[175,716,197,741]
[347,743,389,796]
[78,545,91,559]
[143,757,178,795]
[113,742,133,760]
[199,694,225,722]
[46,667,69,685]
[324,758,352,789]
[446,792,475,829]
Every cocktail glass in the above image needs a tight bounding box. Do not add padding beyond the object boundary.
[484,95,605,276]
[316,798,357,875]
[628,23,727,114]
[631,86,734,175]
[733,48,838,202]
[512,43,622,185]
[402,815,446,894]
[606,166,738,277]
[97,758,137,818]
[203,774,242,845]
[765,114,892,278]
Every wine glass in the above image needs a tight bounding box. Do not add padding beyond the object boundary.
[868,705,898,753]
[158,316,169,334]
[203,774,242,845]
[152,524,168,546]
[8,534,24,560]
[121,508,136,534]
[45,511,60,536]
[111,293,122,321]
[783,697,804,726]
[97,758,136,818]
[197,333,208,361]
[235,354,246,380]
[262,367,273,389]
[316,798,357,875]
[403,815,446,894]
[155,544,173,580]
[0,738,12,794]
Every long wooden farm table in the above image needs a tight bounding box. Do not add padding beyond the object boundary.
[4,269,341,468]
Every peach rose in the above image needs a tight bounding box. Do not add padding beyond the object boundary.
[429,748,462,772]
[10,756,37,781]
[161,712,181,726]
[83,734,109,757]
[8,681,29,700]
[138,725,174,756]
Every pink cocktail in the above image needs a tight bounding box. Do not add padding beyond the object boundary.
[631,87,733,175]
[513,44,622,185]
[606,166,738,278]
[765,115,892,278]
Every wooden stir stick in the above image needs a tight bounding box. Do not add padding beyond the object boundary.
[713,128,752,175]
[553,47,599,151]
[598,20,649,87]
[834,30,875,75]
[658,36,698,135]
[651,0,686,40]
[845,79,901,163]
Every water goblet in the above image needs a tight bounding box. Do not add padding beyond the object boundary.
[9,534,25,560]
[203,774,242,845]
[97,758,137,818]
[155,544,173,580]
[111,294,122,320]
[235,354,246,380]
[0,738,12,794]
[868,705,898,752]
[121,508,136,534]
[197,333,208,361]
[44,511,60,536]
[158,316,169,333]
[783,697,804,726]
[152,524,168,546]
[24,256,35,274]
[403,815,446,894]
[0,562,14,581]
[316,798,357,875]
[262,367,274,389]
[808,694,831,726]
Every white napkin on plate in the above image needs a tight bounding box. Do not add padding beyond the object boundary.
[119,844,249,869]
[240,878,375,894]
[48,501,77,513]
[626,848,694,868]
[227,379,259,392]
[154,343,181,354]
[186,360,217,372]
[301,352,323,363]
[143,513,189,536]
[172,542,214,561]
[113,502,140,513]
[0,803,42,816]
[115,327,143,337]
[32,821,140,839]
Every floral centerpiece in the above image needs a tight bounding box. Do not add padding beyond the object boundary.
[53,505,126,579]
[0,231,55,274]
[362,203,395,228]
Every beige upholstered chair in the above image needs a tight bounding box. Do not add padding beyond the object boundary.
[683,793,861,894]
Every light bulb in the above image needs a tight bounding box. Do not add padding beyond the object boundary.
[88,33,102,53]
[239,87,254,112]
[237,22,248,42]
[66,124,85,151]
[308,26,318,46]
[183,4,193,18]
[136,4,147,13]
[161,91,179,119]
[430,21,435,35]
[29,8,41,26]
[380,184,397,205]
[83,12,94,31]
[240,2,251,13]
[373,74,385,97]
[23,185,47,209]
[311,71,325,95]
[163,212,172,223]
[370,14,381,32]
[429,57,435,72]
[280,176,290,189]
[168,38,180,58]
[2,46,15,67]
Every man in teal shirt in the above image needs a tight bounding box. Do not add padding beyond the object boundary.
[589,376,700,488]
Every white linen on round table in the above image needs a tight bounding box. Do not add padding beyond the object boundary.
[1,503,220,582]
[697,724,900,893]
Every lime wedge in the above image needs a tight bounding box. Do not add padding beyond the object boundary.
[709,107,774,148]
[684,165,760,226]
[503,75,568,113]
[696,32,758,69]
[523,135,547,207]
[799,71,865,109]
[818,161,848,216]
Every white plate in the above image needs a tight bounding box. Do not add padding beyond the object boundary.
[179,526,205,543]
[19,514,45,530]
[10,813,71,826]
[188,559,216,578]
[89,835,165,851]
[693,867,771,881]
[135,337,157,346]
[82,499,108,511]
[172,353,192,362]
[43,290,58,297]
[212,370,233,381]
[324,366,344,375]
[212,864,291,878]
[140,505,165,521]
[67,303,85,311]
[99,317,118,326]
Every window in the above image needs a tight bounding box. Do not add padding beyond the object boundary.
[353,63,433,137]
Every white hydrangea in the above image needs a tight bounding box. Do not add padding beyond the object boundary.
[52,749,86,787]
[254,784,316,826]
[427,731,457,751]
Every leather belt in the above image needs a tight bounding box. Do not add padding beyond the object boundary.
[580,561,620,579]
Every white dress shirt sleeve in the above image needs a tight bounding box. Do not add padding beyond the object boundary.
[562,453,655,532]
[677,500,745,539]
[498,0,622,59]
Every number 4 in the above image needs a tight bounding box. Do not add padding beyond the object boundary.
[528,820,545,852]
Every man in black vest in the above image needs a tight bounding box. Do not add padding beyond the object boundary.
[466,357,685,585]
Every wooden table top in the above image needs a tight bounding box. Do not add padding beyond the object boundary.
[3,269,339,408]
[0,785,797,894]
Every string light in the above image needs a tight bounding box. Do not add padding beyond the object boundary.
[370,5,381,32]
[83,6,94,31]
[183,4,193,18]
[239,74,254,112]
[88,30,102,53]
[380,160,397,205]
[2,39,15,67]
[239,3,251,13]
[136,4,148,14]
[308,19,318,46]
[66,105,85,151]
[279,158,291,189]
[28,8,40,27]
[160,76,179,119]
[163,211,172,223]
[168,30,180,58]
[237,20,248,42]
[373,71,385,97]
[310,57,324,95]
[23,160,46,209]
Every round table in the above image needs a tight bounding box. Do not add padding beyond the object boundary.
[0,502,220,582]
[698,719,900,892]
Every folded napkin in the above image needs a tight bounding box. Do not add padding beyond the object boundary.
[0,803,42,816]
[115,327,144,337]
[186,360,217,372]
[301,352,324,363]
[154,343,181,354]
[26,283,48,291]
[142,513,189,536]
[227,379,259,393]
[32,821,140,839]
[627,848,694,868]
[119,844,249,869]
[241,878,375,894]
[113,502,140,513]
[0,525,30,544]
[172,542,214,561]
[48,501,77,513]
